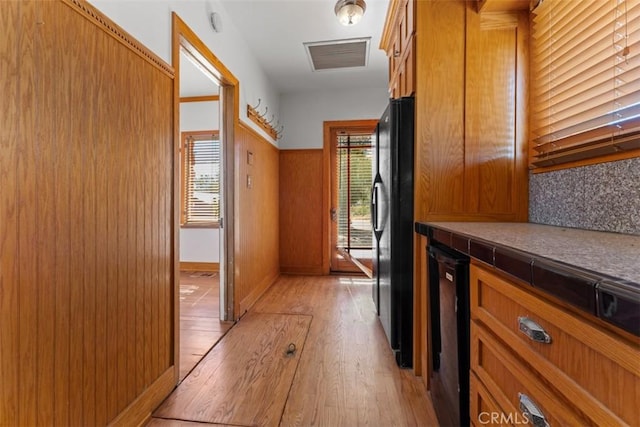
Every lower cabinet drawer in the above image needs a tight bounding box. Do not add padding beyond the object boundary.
[471,321,592,426]
[470,263,638,425]
[470,371,510,427]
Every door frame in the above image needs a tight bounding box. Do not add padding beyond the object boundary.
[322,119,378,274]
[172,13,239,381]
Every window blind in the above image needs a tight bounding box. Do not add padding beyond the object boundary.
[182,132,220,225]
[336,134,373,251]
[530,0,640,168]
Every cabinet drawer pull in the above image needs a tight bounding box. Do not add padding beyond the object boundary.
[518,393,550,427]
[518,317,552,344]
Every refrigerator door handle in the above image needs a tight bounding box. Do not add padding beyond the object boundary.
[371,173,383,236]
[371,183,377,231]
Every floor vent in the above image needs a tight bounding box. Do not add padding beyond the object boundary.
[304,37,370,71]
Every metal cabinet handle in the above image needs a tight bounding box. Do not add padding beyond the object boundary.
[519,393,550,427]
[518,317,552,344]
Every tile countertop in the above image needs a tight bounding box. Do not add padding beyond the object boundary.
[420,222,640,285]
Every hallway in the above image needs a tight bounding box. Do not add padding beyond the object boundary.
[149,275,438,426]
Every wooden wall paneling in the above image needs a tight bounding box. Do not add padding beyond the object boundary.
[17,1,38,425]
[0,2,24,425]
[51,2,72,423]
[279,149,325,275]
[125,50,135,408]
[130,65,142,402]
[67,3,88,423]
[116,29,129,415]
[1,0,177,424]
[150,57,160,396]
[81,26,99,425]
[93,27,110,426]
[416,0,466,217]
[235,123,280,317]
[33,3,57,423]
[143,46,155,394]
[158,78,171,378]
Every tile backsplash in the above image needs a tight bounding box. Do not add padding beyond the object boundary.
[529,157,640,235]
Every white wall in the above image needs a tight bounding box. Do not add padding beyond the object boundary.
[180,100,220,263]
[181,100,219,130]
[279,87,390,150]
[180,228,220,262]
[88,0,280,145]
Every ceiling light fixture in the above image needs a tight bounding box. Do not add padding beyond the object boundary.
[334,0,366,26]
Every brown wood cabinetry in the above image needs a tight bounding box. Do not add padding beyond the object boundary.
[380,0,415,98]
[477,0,529,13]
[470,262,640,426]
[392,0,530,382]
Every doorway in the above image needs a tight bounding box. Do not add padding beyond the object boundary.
[172,13,238,381]
[324,120,377,275]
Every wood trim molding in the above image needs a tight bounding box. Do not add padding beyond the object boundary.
[531,149,640,174]
[322,119,378,275]
[62,0,173,77]
[180,95,220,103]
[172,11,239,321]
[180,262,219,272]
[280,266,326,275]
[107,367,175,427]
[238,120,279,152]
[380,0,403,50]
[238,271,280,317]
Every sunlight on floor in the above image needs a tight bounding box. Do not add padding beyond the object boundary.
[338,276,373,286]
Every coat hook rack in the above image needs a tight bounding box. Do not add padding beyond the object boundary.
[266,114,275,125]
[275,125,284,140]
[247,100,280,140]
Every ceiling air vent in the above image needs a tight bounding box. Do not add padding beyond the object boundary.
[304,37,371,71]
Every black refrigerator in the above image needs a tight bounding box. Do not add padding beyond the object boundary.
[371,96,414,368]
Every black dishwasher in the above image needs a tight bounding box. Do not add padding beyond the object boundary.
[428,243,470,427]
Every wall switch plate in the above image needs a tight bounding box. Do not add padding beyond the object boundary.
[247,174,252,189]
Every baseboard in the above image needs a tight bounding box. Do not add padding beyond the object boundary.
[280,265,325,275]
[108,366,175,427]
[238,271,280,316]
[180,261,219,272]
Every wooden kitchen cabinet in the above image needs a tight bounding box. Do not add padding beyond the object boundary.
[470,262,640,426]
[470,372,509,427]
[401,0,530,384]
[380,0,415,98]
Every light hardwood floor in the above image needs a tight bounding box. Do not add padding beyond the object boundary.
[179,271,233,380]
[153,274,439,426]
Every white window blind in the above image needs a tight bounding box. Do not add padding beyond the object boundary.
[530,0,640,168]
[181,131,220,225]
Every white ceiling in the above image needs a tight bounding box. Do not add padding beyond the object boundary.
[218,0,390,94]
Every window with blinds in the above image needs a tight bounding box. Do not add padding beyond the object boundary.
[530,0,640,168]
[336,134,373,252]
[181,131,220,226]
